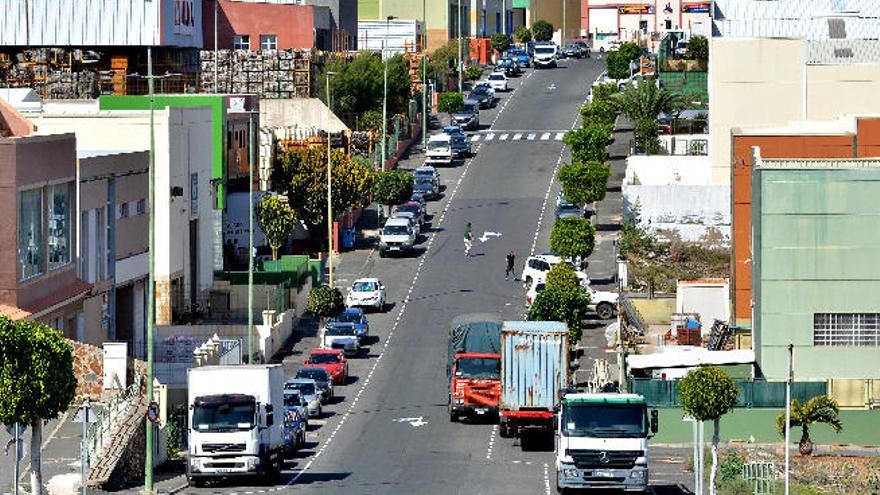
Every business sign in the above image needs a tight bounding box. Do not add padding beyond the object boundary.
[619,5,654,14]
[174,0,196,36]
[683,2,711,13]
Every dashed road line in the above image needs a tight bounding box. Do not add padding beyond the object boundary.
[540,132,550,140]
[500,133,509,140]
[555,132,565,140]
[527,133,536,140]
[485,424,498,460]
[513,132,523,140]
[543,463,552,495]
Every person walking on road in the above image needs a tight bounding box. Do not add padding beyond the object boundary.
[505,251,516,280]
[464,222,474,257]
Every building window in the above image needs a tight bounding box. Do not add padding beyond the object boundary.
[814,313,880,346]
[137,198,147,215]
[48,183,71,270]
[665,19,673,30]
[233,35,250,50]
[19,188,43,280]
[260,34,278,51]
[119,202,129,219]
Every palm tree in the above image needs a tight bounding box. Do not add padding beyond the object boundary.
[611,77,681,124]
[775,395,843,455]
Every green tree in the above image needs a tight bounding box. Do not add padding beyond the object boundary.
[545,262,579,292]
[465,65,482,81]
[634,118,662,154]
[373,170,414,213]
[0,318,77,495]
[438,92,464,113]
[591,82,620,104]
[359,110,383,133]
[491,33,511,54]
[605,51,630,80]
[514,26,532,44]
[618,42,642,62]
[316,52,412,126]
[776,395,843,456]
[306,285,345,319]
[611,76,681,124]
[580,100,617,127]
[256,194,298,260]
[686,35,709,62]
[563,122,614,163]
[550,216,596,260]
[532,20,554,42]
[557,161,611,206]
[679,366,739,495]
[527,286,589,342]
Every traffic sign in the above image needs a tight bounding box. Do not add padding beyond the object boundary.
[72,404,97,424]
[146,402,160,423]
[4,423,26,437]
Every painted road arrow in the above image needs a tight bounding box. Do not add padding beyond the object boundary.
[478,231,503,243]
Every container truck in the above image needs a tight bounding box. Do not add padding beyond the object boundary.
[447,317,502,421]
[187,365,285,485]
[499,321,569,447]
[555,393,658,493]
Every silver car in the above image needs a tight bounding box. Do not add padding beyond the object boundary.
[284,378,323,417]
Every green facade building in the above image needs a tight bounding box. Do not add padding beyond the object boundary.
[753,154,880,380]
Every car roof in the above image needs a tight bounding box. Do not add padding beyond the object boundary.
[428,134,450,141]
[310,348,342,355]
[443,125,463,132]
[298,366,330,375]
[342,307,363,315]
[415,165,436,172]
[354,277,380,283]
[490,71,505,76]
[385,217,411,226]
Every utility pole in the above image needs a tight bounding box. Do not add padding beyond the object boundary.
[213,0,218,89]
[144,46,156,494]
[247,114,254,361]
[502,0,506,35]
[458,0,463,94]
[326,71,337,288]
[784,343,793,495]
[562,0,566,44]
[422,0,428,149]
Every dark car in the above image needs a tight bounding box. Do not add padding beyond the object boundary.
[413,179,438,200]
[451,100,480,130]
[468,86,495,109]
[394,202,426,226]
[295,366,333,402]
[562,43,582,58]
[496,57,522,77]
[555,202,584,219]
[330,307,370,343]
[575,40,591,57]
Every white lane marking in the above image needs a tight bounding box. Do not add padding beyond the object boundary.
[513,133,523,140]
[486,424,498,460]
[527,133,536,140]
[478,231,502,243]
[540,132,550,140]
[555,132,565,140]
[394,416,428,428]
[471,135,480,142]
[485,133,495,141]
[500,133,509,140]
[543,463,551,495]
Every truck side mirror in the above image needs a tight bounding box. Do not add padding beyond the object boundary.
[650,409,659,434]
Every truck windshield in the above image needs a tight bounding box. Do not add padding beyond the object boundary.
[428,140,450,151]
[455,357,500,379]
[562,404,647,438]
[192,401,256,432]
[535,46,555,55]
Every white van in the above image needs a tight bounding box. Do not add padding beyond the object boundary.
[379,217,416,257]
[426,134,454,166]
[533,42,558,68]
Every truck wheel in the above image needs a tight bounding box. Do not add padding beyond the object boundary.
[499,422,511,438]
[596,302,614,320]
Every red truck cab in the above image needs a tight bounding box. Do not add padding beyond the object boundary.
[448,352,501,421]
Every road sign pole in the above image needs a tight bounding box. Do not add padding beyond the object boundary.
[14,422,20,495]
[81,402,89,495]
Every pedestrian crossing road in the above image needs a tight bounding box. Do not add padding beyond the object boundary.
[468,131,567,143]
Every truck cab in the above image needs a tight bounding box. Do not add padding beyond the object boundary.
[449,351,501,421]
[555,393,658,493]
[426,134,454,166]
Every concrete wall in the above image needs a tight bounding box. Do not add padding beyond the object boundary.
[754,161,880,380]
[676,279,730,329]
[260,98,348,133]
[710,37,880,185]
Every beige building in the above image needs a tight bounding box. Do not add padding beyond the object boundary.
[709,37,880,184]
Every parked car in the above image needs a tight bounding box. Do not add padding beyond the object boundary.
[282,408,306,455]
[674,39,689,58]
[533,42,558,68]
[486,71,509,92]
[294,367,333,403]
[526,280,545,305]
[586,285,619,320]
[413,179,438,200]
[414,164,440,183]
[496,57,522,77]
[468,86,495,109]
[507,48,530,68]
[451,100,480,130]
[330,307,370,343]
[379,217,417,257]
[321,321,360,357]
[575,40,591,57]
[282,388,309,426]
[410,191,427,208]
[390,211,420,237]
[555,202,584,219]
[303,348,348,385]
[426,133,454,166]
[521,254,591,287]
[345,278,386,311]
[562,43,582,58]
[284,378,323,417]
[443,126,472,158]
[396,201,426,226]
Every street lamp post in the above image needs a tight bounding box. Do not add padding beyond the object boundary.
[144,46,156,494]
[458,1,463,94]
[422,0,428,149]
[326,71,337,288]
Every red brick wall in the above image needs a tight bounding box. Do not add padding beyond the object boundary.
[203,0,316,50]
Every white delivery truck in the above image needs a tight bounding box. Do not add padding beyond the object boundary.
[555,393,658,493]
[187,365,285,486]
[426,134,454,166]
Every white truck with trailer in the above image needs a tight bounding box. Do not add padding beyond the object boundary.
[187,365,285,486]
[555,393,658,493]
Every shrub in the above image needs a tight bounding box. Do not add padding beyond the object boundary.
[580,100,617,127]
[527,286,589,342]
[532,20,554,42]
[514,26,532,43]
[718,451,745,482]
[465,65,483,81]
[306,285,345,319]
[438,92,464,113]
[687,35,709,62]
[545,263,579,292]
[360,109,383,132]
[550,216,596,260]
[557,161,611,205]
[591,82,620,104]
[563,122,614,163]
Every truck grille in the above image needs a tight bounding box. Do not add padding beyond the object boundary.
[566,449,643,469]
[202,443,246,453]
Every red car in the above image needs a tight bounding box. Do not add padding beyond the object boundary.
[394,202,425,226]
[304,349,348,384]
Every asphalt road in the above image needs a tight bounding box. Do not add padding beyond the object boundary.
[133,57,693,495]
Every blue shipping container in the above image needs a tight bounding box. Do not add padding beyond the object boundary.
[500,321,569,412]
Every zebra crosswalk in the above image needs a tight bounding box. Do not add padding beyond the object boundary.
[469,131,566,143]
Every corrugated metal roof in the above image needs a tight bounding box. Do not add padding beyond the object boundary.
[501,320,567,334]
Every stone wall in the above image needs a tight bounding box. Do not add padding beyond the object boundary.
[69,339,103,400]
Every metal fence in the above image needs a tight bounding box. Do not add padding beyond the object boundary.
[88,371,143,459]
[631,379,828,408]
[742,461,776,494]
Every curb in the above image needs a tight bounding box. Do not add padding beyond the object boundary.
[652,442,880,456]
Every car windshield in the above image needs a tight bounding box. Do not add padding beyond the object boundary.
[558,205,581,214]
[562,404,648,438]
[428,140,449,150]
[535,46,555,55]
[333,312,362,324]
[192,400,255,432]
[286,382,316,396]
[352,281,376,292]
[489,74,504,80]
[297,368,329,382]
[397,205,418,214]
[283,392,303,408]
[384,225,410,235]
[308,353,341,364]
[414,170,434,179]
[462,103,477,113]
[325,324,356,336]
[455,357,501,379]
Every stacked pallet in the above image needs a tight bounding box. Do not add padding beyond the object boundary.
[0,48,105,99]
[200,49,315,98]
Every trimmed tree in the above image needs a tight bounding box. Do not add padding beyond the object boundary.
[527,285,590,342]
[563,122,614,164]
[306,285,345,320]
[550,216,597,261]
[532,20,554,42]
[775,395,843,456]
[0,318,77,495]
[679,366,739,495]
[545,262,580,292]
[557,161,611,206]
[604,51,630,80]
[373,170,414,216]
[579,100,617,127]
[514,26,532,44]
[491,33,511,54]
[256,194,298,260]
[438,92,464,114]
[686,35,709,62]
[465,65,483,81]
[590,82,620,104]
